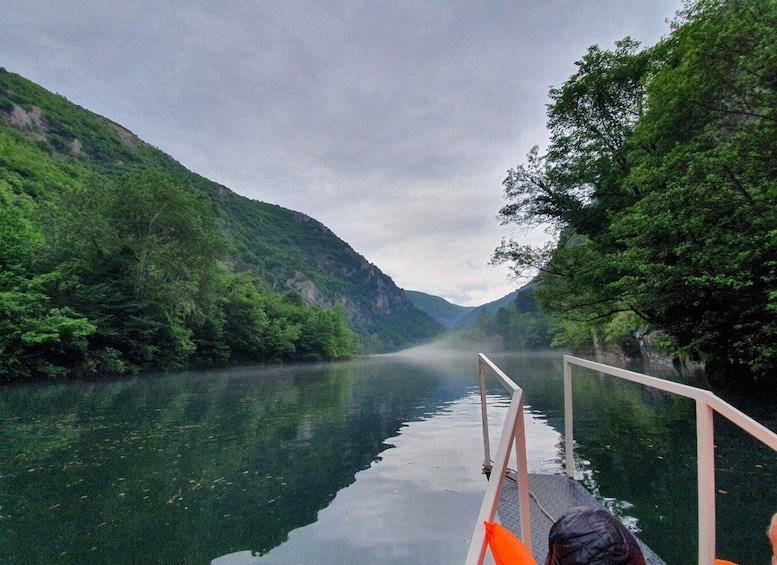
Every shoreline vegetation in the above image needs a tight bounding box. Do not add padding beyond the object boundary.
[491,0,777,386]
[0,70,441,383]
[2,169,363,382]
[3,0,776,386]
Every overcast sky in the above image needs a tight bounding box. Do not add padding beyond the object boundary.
[2,1,683,306]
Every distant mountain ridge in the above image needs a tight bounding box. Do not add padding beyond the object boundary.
[453,290,522,328]
[405,283,552,352]
[0,69,442,352]
[404,289,523,328]
[404,290,475,328]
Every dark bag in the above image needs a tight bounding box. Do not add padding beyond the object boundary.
[545,506,646,565]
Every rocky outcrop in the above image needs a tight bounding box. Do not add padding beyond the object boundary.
[8,104,46,129]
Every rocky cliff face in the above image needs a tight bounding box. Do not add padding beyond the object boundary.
[222,202,442,349]
[287,263,416,323]
[269,210,436,339]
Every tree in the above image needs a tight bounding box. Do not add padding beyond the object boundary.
[221,273,272,360]
[495,0,777,380]
[44,170,229,372]
[493,38,654,325]
[613,0,777,376]
[0,181,95,380]
[297,305,360,361]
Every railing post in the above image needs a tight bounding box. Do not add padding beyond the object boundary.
[556,356,777,565]
[513,395,533,551]
[564,356,575,478]
[696,399,716,565]
[469,354,535,565]
[479,357,492,476]
[465,388,527,565]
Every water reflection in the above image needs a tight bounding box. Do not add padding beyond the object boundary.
[215,394,562,564]
[0,358,461,563]
[1,353,560,565]
[216,395,489,565]
[3,350,774,565]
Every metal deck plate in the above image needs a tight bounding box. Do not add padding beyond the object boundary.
[497,473,666,565]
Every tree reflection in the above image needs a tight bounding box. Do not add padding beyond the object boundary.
[0,358,451,564]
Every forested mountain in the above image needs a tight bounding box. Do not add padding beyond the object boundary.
[404,285,555,351]
[0,69,442,380]
[452,290,520,329]
[403,290,474,328]
[457,283,553,350]
[493,0,777,381]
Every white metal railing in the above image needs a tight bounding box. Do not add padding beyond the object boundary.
[465,353,533,565]
[466,353,777,565]
[564,355,777,565]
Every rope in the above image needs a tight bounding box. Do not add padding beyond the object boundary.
[529,489,556,524]
[504,468,556,524]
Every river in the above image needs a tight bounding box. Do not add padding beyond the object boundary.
[1,349,776,564]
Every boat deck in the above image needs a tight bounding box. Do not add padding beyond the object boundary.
[497,472,666,565]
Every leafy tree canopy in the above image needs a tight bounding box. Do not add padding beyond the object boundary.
[0,169,361,381]
[0,69,441,380]
[494,0,777,380]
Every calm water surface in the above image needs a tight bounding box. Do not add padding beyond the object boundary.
[1,350,776,564]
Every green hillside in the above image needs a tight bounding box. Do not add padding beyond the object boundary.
[0,69,442,380]
[452,290,520,329]
[462,283,553,350]
[404,290,474,328]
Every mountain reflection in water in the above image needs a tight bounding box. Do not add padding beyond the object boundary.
[214,391,561,564]
[3,349,775,565]
[0,351,561,565]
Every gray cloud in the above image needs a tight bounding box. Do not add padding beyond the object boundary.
[2,0,682,305]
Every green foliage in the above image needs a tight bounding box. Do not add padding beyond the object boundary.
[616,0,777,376]
[0,184,96,379]
[469,285,553,350]
[298,305,361,361]
[0,67,444,380]
[494,0,777,380]
[0,166,360,380]
[36,170,227,373]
